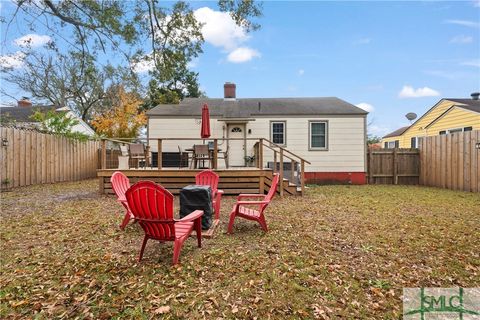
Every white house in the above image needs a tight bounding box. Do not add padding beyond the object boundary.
[146,83,368,184]
[0,98,95,136]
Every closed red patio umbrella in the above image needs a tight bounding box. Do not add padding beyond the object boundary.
[201,103,211,139]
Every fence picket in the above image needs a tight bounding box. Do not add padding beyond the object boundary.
[0,127,99,188]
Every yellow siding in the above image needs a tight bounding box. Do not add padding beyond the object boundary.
[427,108,480,134]
[381,99,480,147]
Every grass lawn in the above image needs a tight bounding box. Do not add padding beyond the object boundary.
[1,180,479,319]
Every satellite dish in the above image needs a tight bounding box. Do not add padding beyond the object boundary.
[405,112,417,121]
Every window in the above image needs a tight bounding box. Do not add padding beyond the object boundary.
[386,141,398,149]
[309,121,328,150]
[443,127,472,135]
[411,137,418,148]
[439,130,446,135]
[270,121,286,145]
[231,127,242,133]
[448,128,463,134]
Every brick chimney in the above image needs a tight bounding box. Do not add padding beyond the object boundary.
[224,82,236,100]
[17,97,32,108]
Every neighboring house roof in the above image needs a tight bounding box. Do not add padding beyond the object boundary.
[146,97,368,117]
[387,98,480,138]
[382,126,410,139]
[444,98,480,114]
[0,105,56,122]
[0,105,95,135]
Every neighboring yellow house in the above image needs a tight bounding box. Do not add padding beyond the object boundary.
[382,94,480,148]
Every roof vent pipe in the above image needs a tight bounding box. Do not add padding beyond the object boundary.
[471,92,480,100]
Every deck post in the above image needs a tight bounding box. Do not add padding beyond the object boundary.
[301,160,305,196]
[145,145,151,168]
[291,160,296,183]
[279,148,284,197]
[273,151,277,173]
[101,139,106,169]
[259,175,265,194]
[213,139,218,169]
[157,139,162,170]
[258,138,264,169]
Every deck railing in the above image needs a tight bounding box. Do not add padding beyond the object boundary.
[99,137,310,195]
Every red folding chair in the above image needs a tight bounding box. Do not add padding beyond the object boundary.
[110,171,134,230]
[227,173,279,233]
[125,181,203,264]
[195,169,223,219]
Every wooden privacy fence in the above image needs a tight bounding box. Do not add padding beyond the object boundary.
[367,148,420,185]
[418,130,479,192]
[0,127,100,188]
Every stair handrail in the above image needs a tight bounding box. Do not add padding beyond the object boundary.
[260,138,309,196]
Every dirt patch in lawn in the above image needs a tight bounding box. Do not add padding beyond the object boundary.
[1,180,479,319]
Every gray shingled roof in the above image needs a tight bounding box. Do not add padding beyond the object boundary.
[0,105,56,122]
[383,126,410,139]
[146,97,368,117]
[445,98,480,113]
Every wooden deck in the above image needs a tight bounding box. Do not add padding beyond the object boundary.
[97,168,299,195]
[98,136,310,196]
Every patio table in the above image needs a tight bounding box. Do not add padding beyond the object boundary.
[185,147,222,169]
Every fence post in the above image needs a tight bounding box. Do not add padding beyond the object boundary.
[301,160,305,196]
[213,139,218,169]
[101,139,106,169]
[258,138,263,169]
[368,149,373,184]
[279,148,284,197]
[393,148,398,185]
[157,139,162,170]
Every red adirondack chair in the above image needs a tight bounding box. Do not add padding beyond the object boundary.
[227,173,280,233]
[110,171,134,230]
[195,169,224,219]
[125,181,203,264]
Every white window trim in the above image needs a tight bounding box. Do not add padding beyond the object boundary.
[309,120,328,151]
[270,121,286,146]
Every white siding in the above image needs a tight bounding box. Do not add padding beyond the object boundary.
[148,115,366,172]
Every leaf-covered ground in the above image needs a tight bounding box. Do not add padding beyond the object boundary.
[1,180,479,319]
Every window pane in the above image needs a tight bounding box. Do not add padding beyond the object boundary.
[273,133,284,144]
[271,122,285,144]
[311,135,325,148]
[464,126,473,132]
[272,123,284,133]
[311,123,325,135]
